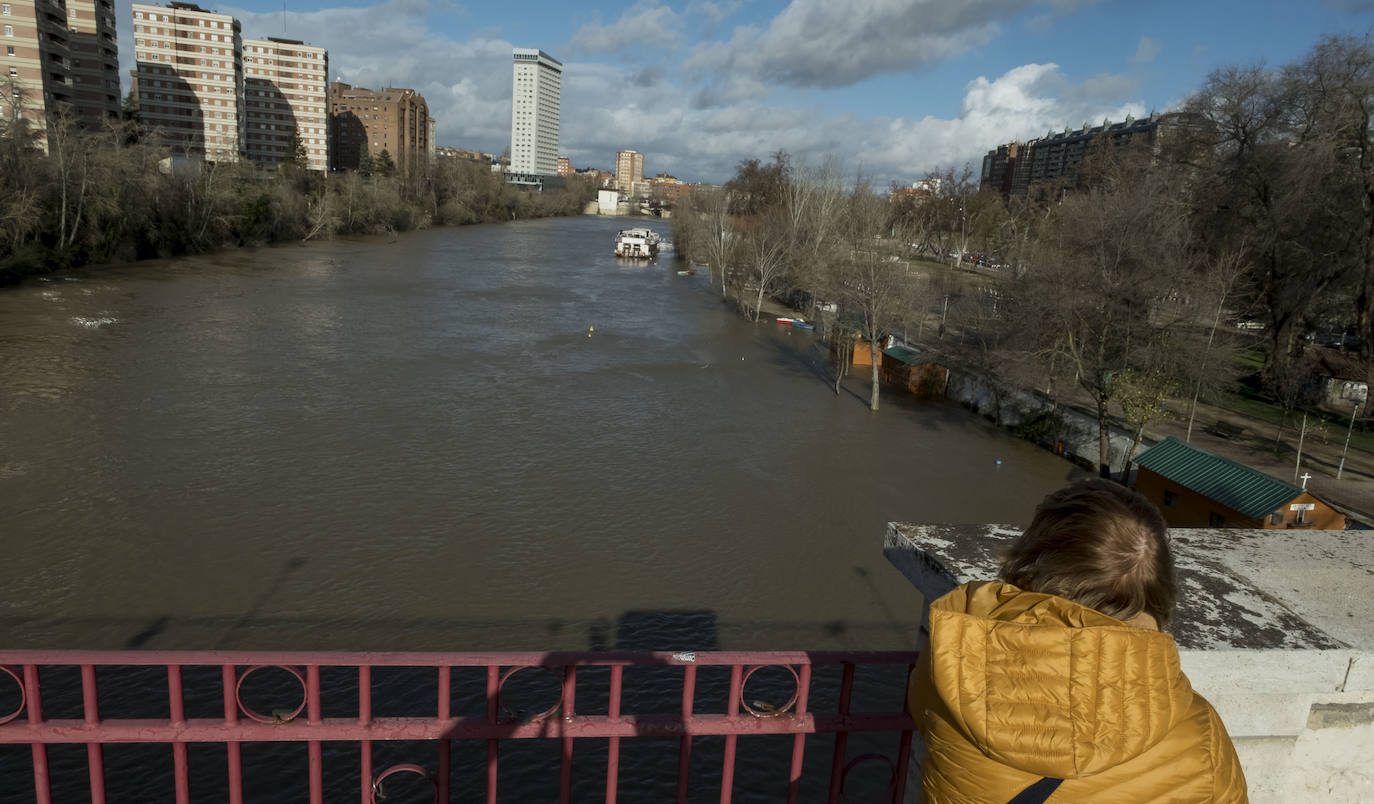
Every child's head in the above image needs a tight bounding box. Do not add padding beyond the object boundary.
[999,478,1177,627]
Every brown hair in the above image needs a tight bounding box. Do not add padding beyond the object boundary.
[999,478,1178,627]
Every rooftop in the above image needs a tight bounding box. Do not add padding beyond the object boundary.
[1135,437,1307,519]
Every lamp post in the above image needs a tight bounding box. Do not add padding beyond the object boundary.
[1337,399,1362,480]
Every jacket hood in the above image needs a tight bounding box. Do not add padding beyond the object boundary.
[921,581,1195,780]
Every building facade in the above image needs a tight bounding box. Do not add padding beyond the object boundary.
[615,149,643,196]
[509,47,561,176]
[242,37,327,170]
[131,2,244,161]
[328,81,430,178]
[556,156,571,176]
[1,0,118,150]
[979,114,1171,197]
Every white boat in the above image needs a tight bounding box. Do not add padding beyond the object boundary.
[615,228,661,259]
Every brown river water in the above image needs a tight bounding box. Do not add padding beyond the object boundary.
[0,215,1080,801]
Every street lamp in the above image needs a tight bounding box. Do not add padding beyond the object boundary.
[1337,397,1364,480]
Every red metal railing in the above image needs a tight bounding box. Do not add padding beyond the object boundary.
[0,650,917,803]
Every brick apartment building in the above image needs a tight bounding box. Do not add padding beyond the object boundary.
[1,0,119,151]
[131,1,244,161]
[243,36,327,170]
[615,149,643,196]
[329,81,430,178]
[979,113,1180,197]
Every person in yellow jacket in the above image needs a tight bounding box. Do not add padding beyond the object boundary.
[906,478,1248,803]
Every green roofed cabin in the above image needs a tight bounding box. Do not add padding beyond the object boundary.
[1133,438,1345,529]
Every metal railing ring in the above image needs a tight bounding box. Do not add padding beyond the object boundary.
[234,665,307,724]
[371,763,437,804]
[739,664,800,718]
[838,753,897,803]
[0,666,25,725]
[497,665,564,725]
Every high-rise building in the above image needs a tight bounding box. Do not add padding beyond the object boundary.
[615,149,643,196]
[66,0,120,127]
[509,47,561,176]
[556,156,571,177]
[131,2,244,161]
[328,81,430,178]
[242,37,327,170]
[1,0,119,151]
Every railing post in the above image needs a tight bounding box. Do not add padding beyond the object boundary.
[307,665,322,804]
[485,664,499,804]
[24,664,51,804]
[359,665,372,804]
[676,664,696,804]
[168,664,189,804]
[719,664,743,804]
[222,665,243,804]
[605,664,623,804]
[437,665,451,804]
[827,662,856,804]
[559,664,575,804]
[80,664,106,804]
[787,663,812,804]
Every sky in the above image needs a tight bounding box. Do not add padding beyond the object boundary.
[115,0,1374,184]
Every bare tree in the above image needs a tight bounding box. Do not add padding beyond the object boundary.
[831,177,921,410]
[1010,147,1191,476]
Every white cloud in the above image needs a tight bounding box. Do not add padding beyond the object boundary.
[568,2,684,55]
[1134,35,1161,64]
[684,0,1095,89]
[114,0,1143,188]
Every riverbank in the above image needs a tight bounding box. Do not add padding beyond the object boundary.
[0,133,596,285]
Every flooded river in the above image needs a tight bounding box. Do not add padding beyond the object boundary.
[0,215,1081,801]
[0,214,1079,653]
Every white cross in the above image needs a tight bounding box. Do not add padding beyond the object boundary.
[1300,472,1312,490]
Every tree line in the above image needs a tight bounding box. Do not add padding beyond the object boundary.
[0,82,596,284]
[672,34,1374,479]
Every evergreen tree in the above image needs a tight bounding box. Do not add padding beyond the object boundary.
[358,151,373,177]
[375,149,396,177]
[285,127,309,170]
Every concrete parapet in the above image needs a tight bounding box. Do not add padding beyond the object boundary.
[884,522,1374,803]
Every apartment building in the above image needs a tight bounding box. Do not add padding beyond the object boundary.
[979,113,1174,197]
[1,0,118,150]
[328,81,430,178]
[131,1,244,161]
[614,149,643,196]
[509,47,561,176]
[243,36,327,170]
[67,0,119,126]
[556,156,571,176]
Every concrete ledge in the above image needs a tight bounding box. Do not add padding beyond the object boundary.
[884,522,1374,804]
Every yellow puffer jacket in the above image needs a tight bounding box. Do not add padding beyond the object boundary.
[906,582,1247,803]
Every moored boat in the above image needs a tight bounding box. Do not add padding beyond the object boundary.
[614,228,661,259]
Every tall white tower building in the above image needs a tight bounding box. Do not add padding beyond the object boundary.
[509,47,561,176]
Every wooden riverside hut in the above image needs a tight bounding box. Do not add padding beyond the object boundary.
[880,345,949,398]
[1133,438,1345,529]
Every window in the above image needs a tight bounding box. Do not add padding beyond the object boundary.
[1,5,9,15]
[1162,490,1177,509]
[4,45,10,55]
[2,25,9,36]
[1208,512,1225,528]
[1269,510,1284,525]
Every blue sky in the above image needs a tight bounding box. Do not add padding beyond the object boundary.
[115,0,1374,183]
